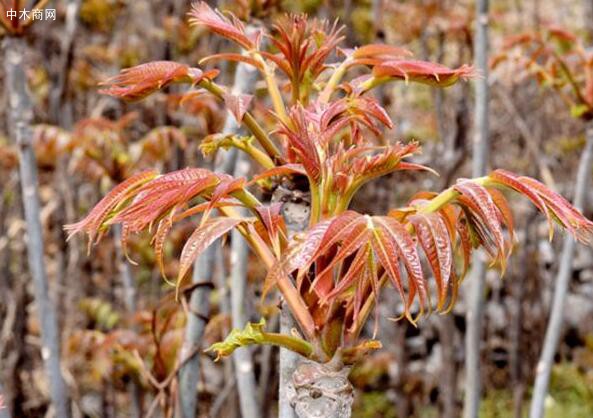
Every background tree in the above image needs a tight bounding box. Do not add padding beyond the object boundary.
[67,3,593,417]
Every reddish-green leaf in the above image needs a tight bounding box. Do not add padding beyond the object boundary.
[409,213,453,310]
[373,60,476,87]
[222,92,254,123]
[99,61,207,101]
[64,170,158,249]
[188,2,258,50]
[177,217,243,286]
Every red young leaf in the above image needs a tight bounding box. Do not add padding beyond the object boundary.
[373,60,477,87]
[188,2,258,50]
[352,44,413,60]
[99,61,208,101]
[409,213,453,310]
[153,208,177,282]
[200,53,263,70]
[222,92,254,123]
[490,169,593,243]
[454,180,507,265]
[64,170,159,248]
[114,168,221,233]
[177,217,243,285]
[374,217,427,315]
[255,203,286,249]
[250,164,307,184]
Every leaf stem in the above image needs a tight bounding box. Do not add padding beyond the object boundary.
[309,181,322,226]
[358,75,391,94]
[261,332,314,358]
[319,59,352,103]
[253,53,289,124]
[221,211,318,342]
[198,79,282,162]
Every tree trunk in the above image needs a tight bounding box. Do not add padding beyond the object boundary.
[3,36,71,418]
[288,358,354,418]
[529,122,593,418]
[0,381,11,418]
[279,306,299,418]
[230,152,261,418]
[586,0,593,41]
[463,1,490,418]
[114,225,142,418]
[176,51,258,418]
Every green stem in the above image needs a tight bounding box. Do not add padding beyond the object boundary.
[231,137,275,169]
[319,59,352,103]
[253,53,289,124]
[198,79,282,162]
[416,176,489,215]
[262,332,314,358]
[231,189,263,210]
[309,181,322,226]
[358,75,391,94]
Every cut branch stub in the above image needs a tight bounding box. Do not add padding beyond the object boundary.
[288,359,354,418]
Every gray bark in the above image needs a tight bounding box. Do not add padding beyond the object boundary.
[176,245,217,418]
[176,55,258,418]
[273,186,310,418]
[288,359,353,418]
[3,37,71,418]
[529,123,593,418]
[279,307,299,418]
[463,1,490,418]
[586,0,593,41]
[0,381,11,418]
[230,153,261,418]
[113,225,141,418]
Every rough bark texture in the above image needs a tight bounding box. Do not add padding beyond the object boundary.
[463,1,490,417]
[176,53,258,418]
[529,122,593,418]
[288,360,353,418]
[3,37,71,418]
[272,184,310,418]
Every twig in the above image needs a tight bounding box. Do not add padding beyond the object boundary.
[463,2,490,417]
[529,121,593,418]
[3,36,71,418]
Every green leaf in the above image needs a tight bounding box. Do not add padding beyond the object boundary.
[206,319,267,361]
[570,104,590,119]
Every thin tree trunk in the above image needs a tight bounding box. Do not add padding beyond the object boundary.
[176,53,258,418]
[586,0,593,41]
[230,153,261,418]
[49,0,81,126]
[176,246,217,418]
[439,315,458,418]
[0,381,11,418]
[510,218,533,418]
[529,123,593,418]
[463,1,490,418]
[279,306,299,418]
[114,225,142,418]
[3,36,71,418]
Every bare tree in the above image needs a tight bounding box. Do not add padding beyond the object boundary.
[463,1,490,417]
[3,37,71,418]
[230,152,261,418]
[529,122,593,418]
[176,55,258,418]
